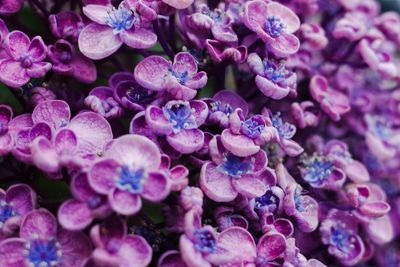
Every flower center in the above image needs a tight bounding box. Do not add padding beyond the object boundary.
[87,196,103,209]
[193,229,217,254]
[59,51,72,64]
[0,201,15,227]
[217,153,254,178]
[107,7,136,34]
[202,8,225,23]
[372,119,391,140]
[330,224,354,254]
[263,59,290,84]
[254,190,279,212]
[26,239,61,267]
[162,102,197,134]
[20,55,33,68]
[210,100,233,116]
[271,112,296,139]
[265,16,285,38]
[294,187,307,212]
[116,165,146,194]
[169,69,189,85]
[301,154,334,186]
[106,238,122,254]
[240,115,266,139]
[126,85,154,104]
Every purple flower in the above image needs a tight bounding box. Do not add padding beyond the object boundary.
[49,12,85,42]
[0,0,24,15]
[221,108,276,157]
[310,75,351,121]
[89,216,152,267]
[58,172,112,231]
[0,105,14,156]
[88,135,171,215]
[160,154,189,191]
[78,1,157,60]
[0,184,36,239]
[134,52,208,100]
[48,39,97,83]
[320,209,365,266]
[248,53,297,100]
[205,39,247,63]
[214,206,248,231]
[184,4,238,47]
[85,86,124,119]
[204,90,248,129]
[16,100,113,174]
[299,23,328,50]
[179,210,233,267]
[0,31,51,88]
[199,135,275,202]
[242,0,300,57]
[216,226,287,266]
[291,101,321,129]
[333,12,367,41]
[145,100,208,154]
[0,209,91,267]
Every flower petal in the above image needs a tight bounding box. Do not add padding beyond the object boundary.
[141,171,170,202]
[89,159,120,194]
[6,184,35,216]
[58,199,93,231]
[20,209,57,240]
[221,129,260,157]
[167,129,204,154]
[134,55,170,91]
[0,59,29,88]
[0,238,26,267]
[257,232,286,261]
[108,188,142,215]
[118,235,152,267]
[120,28,157,49]
[32,100,71,130]
[232,176,267,199]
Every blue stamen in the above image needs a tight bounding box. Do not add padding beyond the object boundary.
[217,153,254,178]
[254,190,279,212]
[169,69,189,85]
[301,154,334,187]
[0,201,15,227]
[27,239,61,267]
[210,100,233,116]
[240,116,266,139]
[116,165,145,194]
[294,187,306,212]
[193,229,217,254]
[265,16,285,38]
[163,102,197,133]
[271,112,296,139]
[330,224,353,253]
[263,59,290,84]
[107,7,137,34]
[126,86,154,104]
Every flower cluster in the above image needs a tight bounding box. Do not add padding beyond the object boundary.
[0,0,400,266]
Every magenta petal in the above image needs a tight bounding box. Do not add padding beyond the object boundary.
[162,0,193,9]
[20,209,57,240]
[58,199,93,231]
[28,36,47,61]
[31,137,60,173]
[173,52,197,74]
[71,54,97,83]
[89,159,120,194]
[0,0,24,15]
[134,55,170,91]
[359,201,390,218]
[167,129,204,154]
[257,232,286,261]
[118,235,152,267]
[108,188,142,215]
[26,62,52,78]
[273,218,294,237]
[5,31,29,60]
[158,250,186,267]
[0,59,29,88]
[199,162,238,202]
[0,238,26,267]
[32,100,71,129]
[29,122,52,142]
[71,172,97,201]
[68,111,113,156]
[232,176,267,199]
[57,229,92,267]
[82,4,111,25]
[179,235,211,267]
[218,227,256,263]
[268,34,300,57]
[221,130,260,157]
[0,134,12,156]
[120,28,157,49]
[145,105,173,135]
[255,75,290,100]
[243,0,269,31]
[78,23,123,60]
[6,184,35,216]
[266,2,300,34]
[141,171,170,202]
[0,105,12,124]
[54,128,77,154]
[345,160,370,183]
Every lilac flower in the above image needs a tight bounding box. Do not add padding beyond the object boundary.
[78,1,157,60]
[248,53,297,100]
[245,186,284,220]
[320,209,366,266]
[90,216,152,267]
[260,213,294,237]
[0,184,36,239]
[214,206,249,231]
[0,0,24,15]
[217,226,287,266]
[203,90,248,129]
[28,100,113,174]
[199,135,275,202]
[85,86,124,119]
[333,12,367,41]
[291,101,321,129]
[205,39,247,64]
[145,100,208,154]
[0,31,51,88]
[299,23,328,50]
[160,154,189,191]
[310,75,351,121]
[179,210,233,267]
[88,135,170,215]
[134,52,208,100]
[221,108,276,157]
[0,105,14,156]
[48,39,97,83]
[242,0,301,57]
[0,209,91,267]
[49,12,85,42]
[184,4,238,47]
[58,172,112,231]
